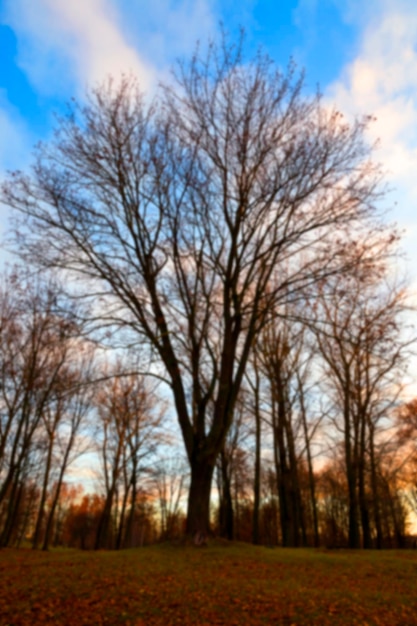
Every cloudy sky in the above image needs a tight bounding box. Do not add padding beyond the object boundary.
[1,0,417,284]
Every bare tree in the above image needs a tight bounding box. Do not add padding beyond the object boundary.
[0,270,87,547]
[311,251,411,548]
[3,35,387,539]
[153,457,188,541]
[255,307,322,546]
[94,363,162,549]
[41,351,95,551]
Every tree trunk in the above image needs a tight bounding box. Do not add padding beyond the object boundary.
[252,367,261,545]
[368,423,382,549]
[116,483,130,550]
[0,475,22,547]
[346,460,360,548]
[358,415,371,549]
[285,417,305,547]
[42,441,73,551]
[273,367,299,547]
[218,448,234,540]
[124,479,137,548]
[343,379,360,549]
[299,380,319,547]
[186,459,215,543]
[95,488,115,549]
[33,434,54,549]
[42,481,61,551]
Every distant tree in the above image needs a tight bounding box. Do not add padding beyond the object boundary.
[317,459,349,548]
[152,457,188,541]
[94,363,162,549]
[0,270,89,547]
[41,353,95,551]
[255,316,308,547]
[311,247,410,548]
[3,34,389,540]
[215,392,251,541]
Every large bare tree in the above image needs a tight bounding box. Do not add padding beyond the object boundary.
[2,36,386,539]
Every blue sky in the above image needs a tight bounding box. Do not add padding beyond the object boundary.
[1,0,417,288]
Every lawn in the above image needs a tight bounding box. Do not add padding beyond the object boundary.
[0,542,416,625]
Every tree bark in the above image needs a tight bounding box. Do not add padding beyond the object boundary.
[218,448,234,540]
[252,366,261,545]
[0,475,22,547]
[186,459,215,542]
[298,375,319,547]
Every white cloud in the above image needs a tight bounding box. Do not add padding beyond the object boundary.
[326,0,417,372]
[3,0,154,96]
[327,0,417,300]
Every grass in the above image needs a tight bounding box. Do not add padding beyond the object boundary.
[1,542,417,624]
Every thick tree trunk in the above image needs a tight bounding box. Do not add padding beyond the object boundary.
[186,460,215,543]
[95,488,115,549]
[218,448,234,540]
[0,476,22,547]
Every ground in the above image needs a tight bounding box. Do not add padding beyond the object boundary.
[0,542,416,625]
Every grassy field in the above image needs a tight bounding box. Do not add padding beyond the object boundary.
[0,542,416,625]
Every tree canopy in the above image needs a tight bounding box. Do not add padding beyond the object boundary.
[2,36,395,540]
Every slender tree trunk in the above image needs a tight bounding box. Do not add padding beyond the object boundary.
[42,449,71,551]
[124,478,137,548]
[252,366,261,545]
[343,377,360,549]
[386,484,405,548]
[346,460,359,548]
[273,367,298,547]
[33,435,54,549]
[42,482,61,552]
[116,483,130,550]
[285,417,305,547]
[273,420,292,546]
[299,381,319,547]
[358,413,371,549]
[368,423,382,549]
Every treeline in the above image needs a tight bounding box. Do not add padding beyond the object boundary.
[0,268,416,551]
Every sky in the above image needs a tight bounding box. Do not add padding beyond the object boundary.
[1,0,417,290]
